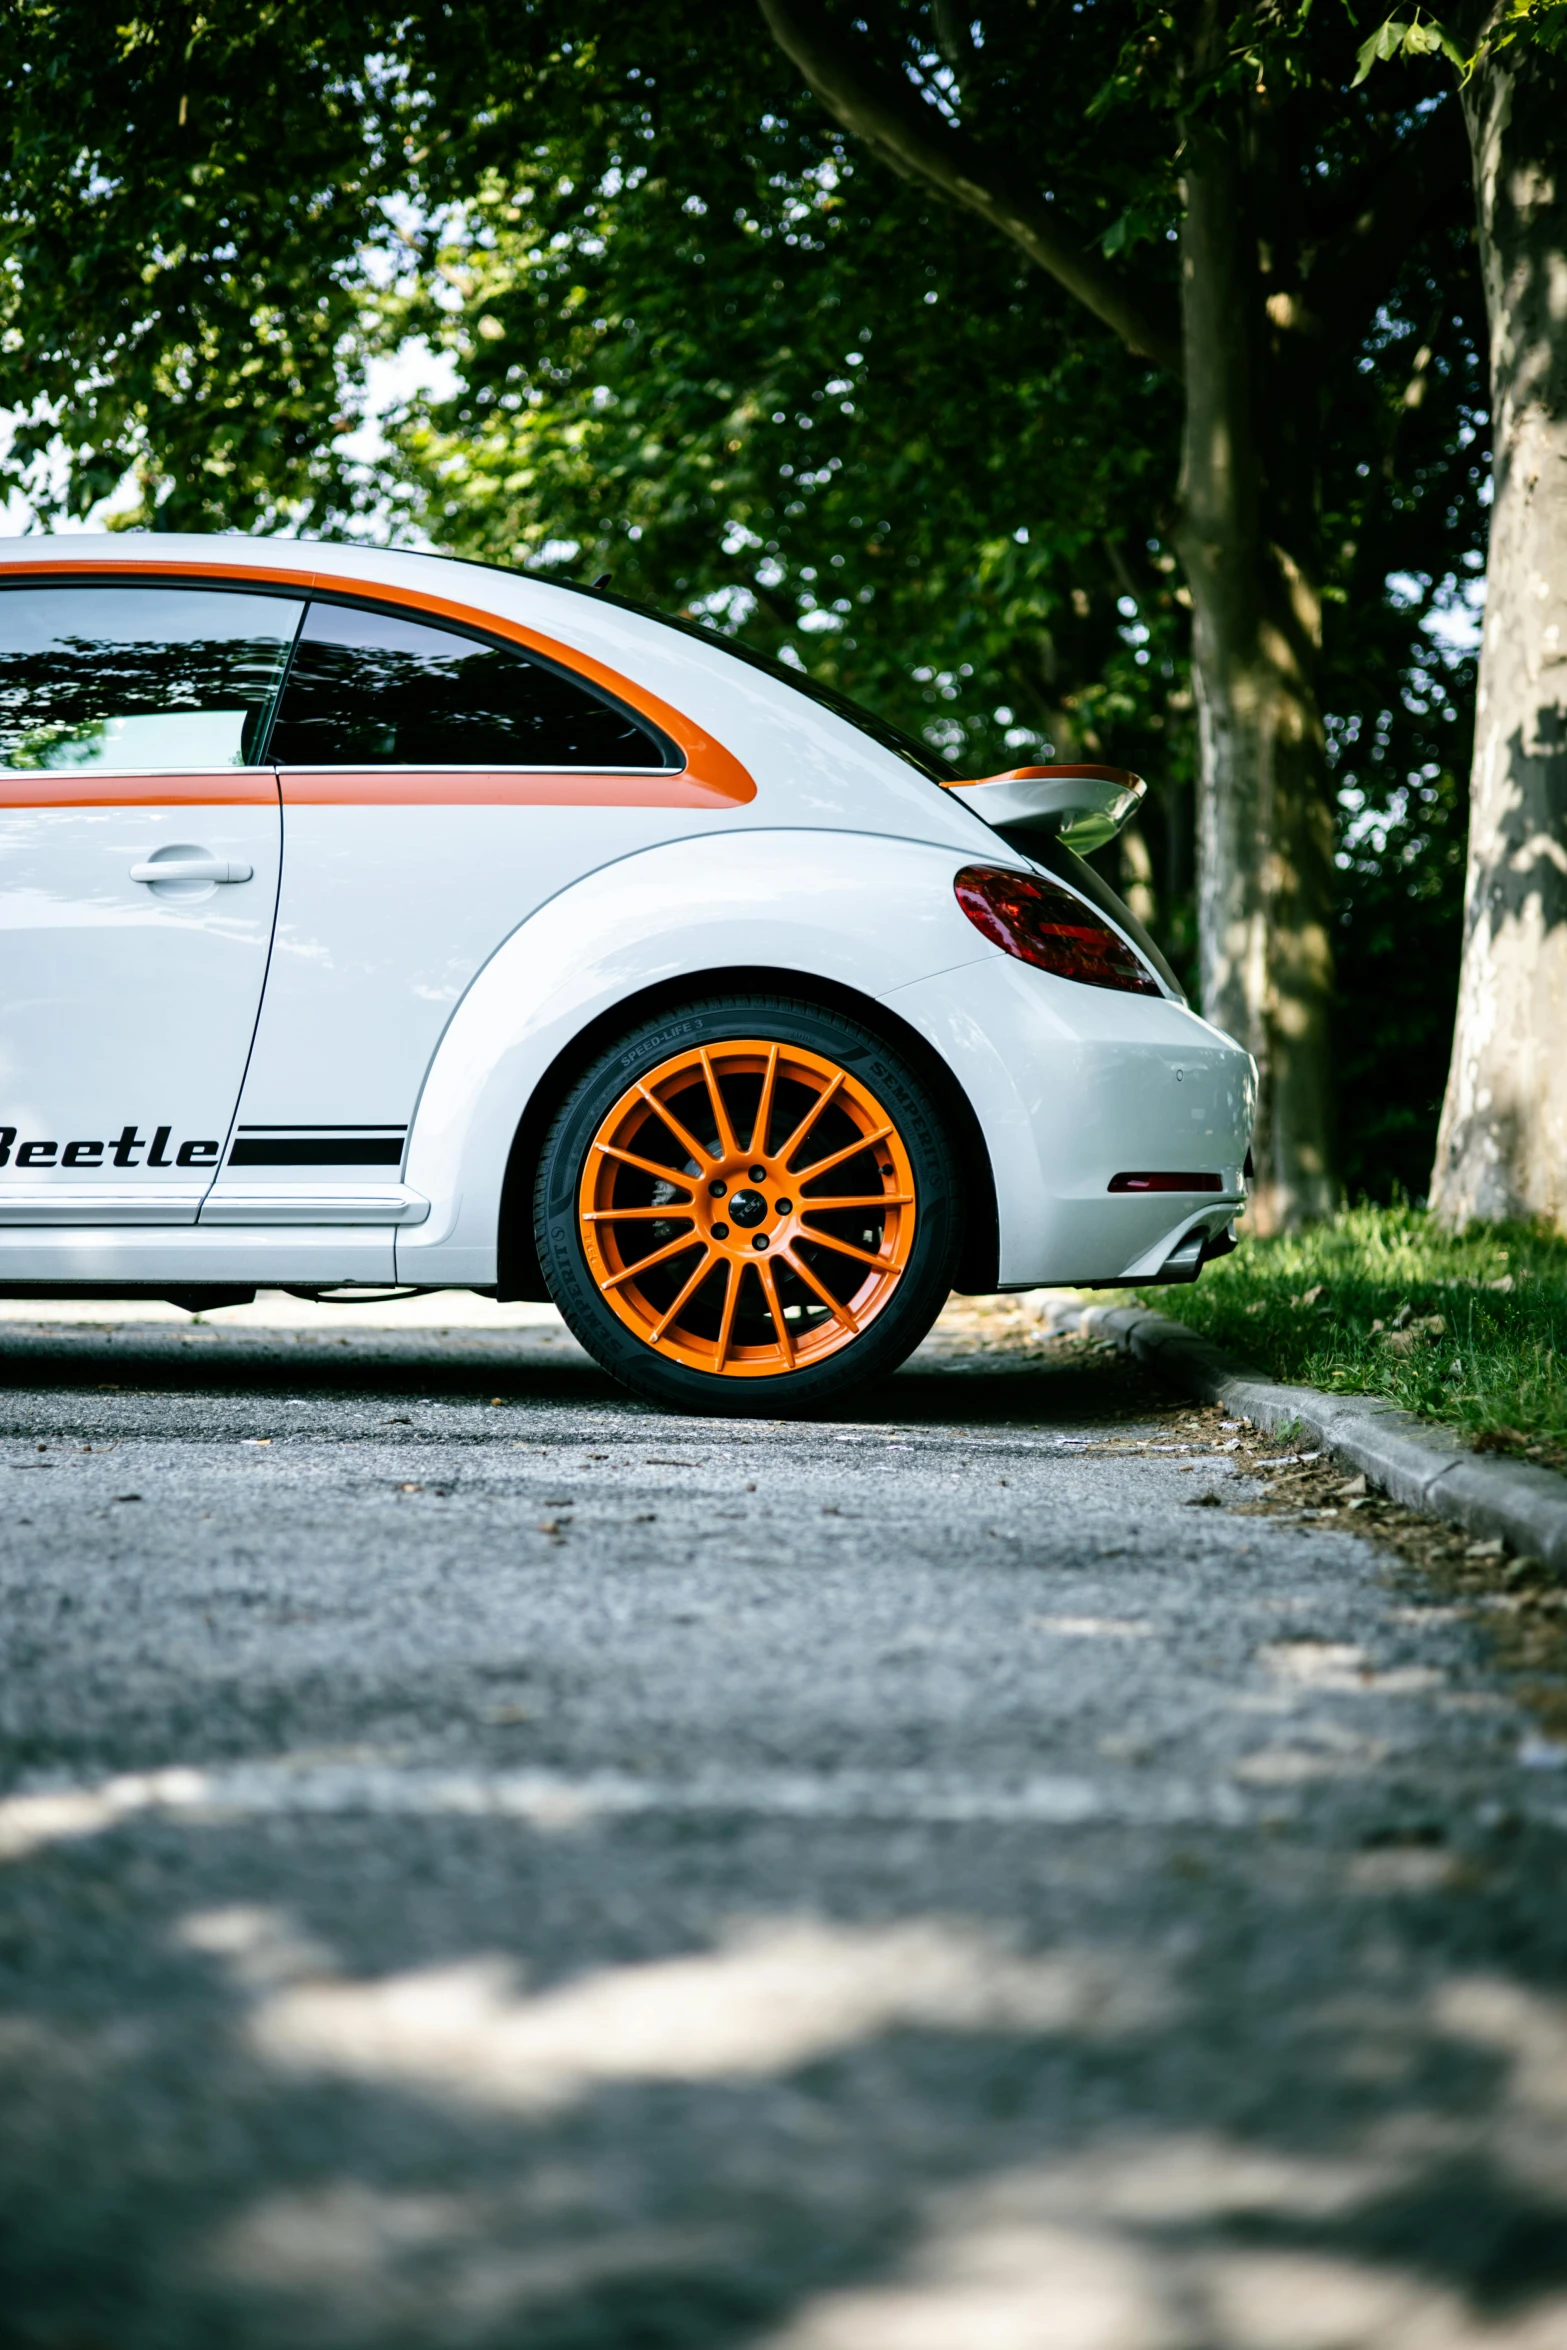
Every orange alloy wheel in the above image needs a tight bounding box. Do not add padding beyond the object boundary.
[577,1038,918,1378]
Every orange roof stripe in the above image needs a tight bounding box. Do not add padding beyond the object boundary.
[0,555,757,809]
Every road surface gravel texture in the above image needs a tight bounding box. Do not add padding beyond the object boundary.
[1,1297,1565,2350]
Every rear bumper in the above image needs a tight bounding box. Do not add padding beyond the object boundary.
[882,952,1255,1288]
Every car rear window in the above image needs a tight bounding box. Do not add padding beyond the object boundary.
[264,600,671,768]
[0,583,304,770]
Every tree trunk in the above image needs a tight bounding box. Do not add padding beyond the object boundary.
[755,0,1343,1226]
[1430,37,1567,1230]
[1175,112,1338,1232]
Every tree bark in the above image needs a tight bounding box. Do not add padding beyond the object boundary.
[1176,106,1338,1232]
[1430,35,1567,1230]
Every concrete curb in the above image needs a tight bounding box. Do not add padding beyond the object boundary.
[1030,1292,1567,1574]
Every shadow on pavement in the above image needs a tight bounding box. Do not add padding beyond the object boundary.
[2,1802,1566,2350]
[0,1311,1159,1432]
[3,1311,1564,2346]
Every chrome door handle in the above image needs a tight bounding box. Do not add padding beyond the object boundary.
[129,856,254,885]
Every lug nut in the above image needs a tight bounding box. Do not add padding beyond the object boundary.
[775,1199,792,1215]
[749,1165,766,1182]
[711,1222,729,1240]
[751,1233,769,1251]
[709,1178,727,1197]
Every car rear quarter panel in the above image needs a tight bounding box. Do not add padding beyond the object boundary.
[396,829,1253,1291]
[396,829,999,1284]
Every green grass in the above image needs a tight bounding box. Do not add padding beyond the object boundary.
[1092,1204,1567,1470]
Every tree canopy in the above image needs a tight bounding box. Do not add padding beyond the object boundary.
[1,0,1491,1198]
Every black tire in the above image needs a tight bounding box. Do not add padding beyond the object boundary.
[533,994,962,1416]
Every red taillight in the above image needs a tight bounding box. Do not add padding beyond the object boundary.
[953,865,1161,995]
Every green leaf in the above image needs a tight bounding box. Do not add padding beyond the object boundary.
[1402,17,1467,67]
[1493,1,1567,59]
[1351,10,1467,81]
[1351,17,1412,85]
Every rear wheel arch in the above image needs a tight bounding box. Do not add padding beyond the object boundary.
[495,966,998,1303]
[533,994,959,1410]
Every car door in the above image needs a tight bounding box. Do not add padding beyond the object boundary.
[210,594,693,1222]
[0,580,296,1222]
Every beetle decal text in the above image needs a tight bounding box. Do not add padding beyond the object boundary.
[0,1125,219,1170]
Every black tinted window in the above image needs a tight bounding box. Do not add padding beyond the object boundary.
[0,584,302,769]
[265,601,669,767]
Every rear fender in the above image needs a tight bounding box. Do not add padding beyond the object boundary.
[396,830,992,1284]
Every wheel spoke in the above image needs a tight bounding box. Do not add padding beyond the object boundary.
[751,1041,781,1160]
[697,1047,741,1162]
[594,1142,698,1190]
[794,1193,912,1212]
[776,1070,845,1170]
[793,1123,894,1182]
[582,1206,698,1223]
[796,1229,891,1271]
[712,1257,741,1370]
[635,1082,713,1169]
[757,1256,795,1369]
[596,1232,705,1293]
[650,1246,719,1342]
[583,1033,913,1379]
[782,1243,862,1334]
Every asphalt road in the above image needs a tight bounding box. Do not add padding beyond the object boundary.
[1,1298,1565,2350]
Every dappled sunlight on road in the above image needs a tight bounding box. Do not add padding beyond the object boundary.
[208,2179,730,2334]
[3,1307,1566,2348]
[758,2137,1567,2350]
[185,1904,1172,2109]
[151,1896,1567,2350]
[1431,1976,1567,2121]
[699,2183,1181,2350]
[186,2096,1567,2350]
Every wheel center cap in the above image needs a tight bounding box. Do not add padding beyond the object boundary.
[728,1187,768,1228]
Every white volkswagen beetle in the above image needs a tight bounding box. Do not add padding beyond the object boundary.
[0,536,1253,1412]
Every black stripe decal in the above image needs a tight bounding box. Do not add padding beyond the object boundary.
[227,1138,405,1167]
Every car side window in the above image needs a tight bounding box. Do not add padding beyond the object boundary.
[265,600,670,769]
[0,584,304,770]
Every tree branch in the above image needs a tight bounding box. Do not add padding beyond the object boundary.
[755,0,1183,375]
[1307,96,1469,347]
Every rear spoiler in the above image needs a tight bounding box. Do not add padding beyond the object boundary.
[944,764,1145,857]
